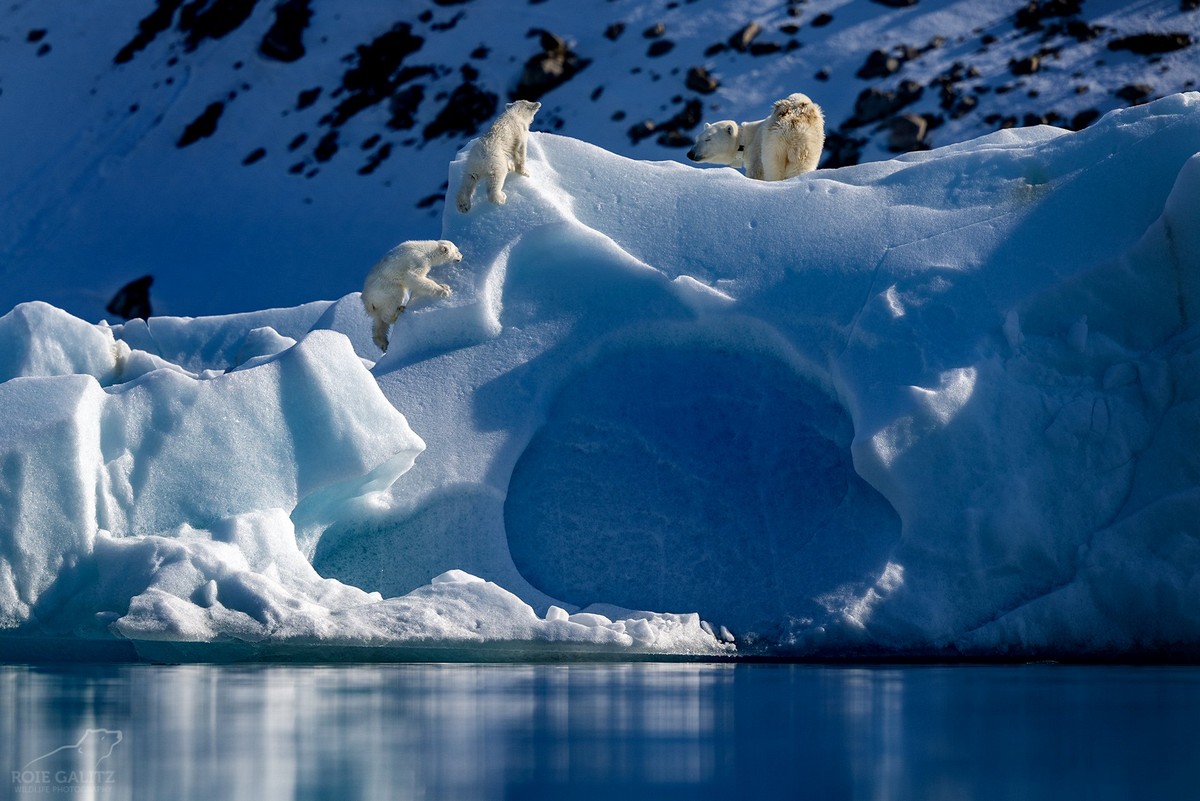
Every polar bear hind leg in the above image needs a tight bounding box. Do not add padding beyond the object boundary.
[760,133,791,182]
[486,166,508,205]
[368,285,412,352]
[513,139,530,176]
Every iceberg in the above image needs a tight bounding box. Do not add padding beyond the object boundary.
[2,94,1200,660]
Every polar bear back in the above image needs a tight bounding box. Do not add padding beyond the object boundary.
[741,93,825,180]
[465,99,540,172]
[771,93,826,175]
[362,240,458,310]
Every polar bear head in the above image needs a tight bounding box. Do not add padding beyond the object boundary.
[686,121,741,165]
[434,240,464,265]
[506,99,542,124]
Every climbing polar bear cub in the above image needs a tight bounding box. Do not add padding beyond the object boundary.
[361,239,461,351]
[687,92,825,181]
[456,99,542,213]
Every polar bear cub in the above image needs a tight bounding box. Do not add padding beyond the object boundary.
[361,239,461,351]
[687,92,825,181]
[456,99,542,213]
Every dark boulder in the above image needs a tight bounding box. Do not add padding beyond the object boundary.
[656,130,693,148]
[387,84,424,130]
[647,39,675,57]
[177,101,224,147]
[887,113,928,152]
[115,0,185,64]
[749,41,782,56]
[1014,0,1083,33]
[1115,83,1153,104]
[106,276,154,321]
[424,81,498,140]
[1069,108,1101,130]
[179,0,260,52]
[850,80,923,125]
[821,131,865,168]
[628,119,657,144]
[259,0,311,63]
[857,49,901,79]
[1010,55,1040,75]
[685,66,719,94]
[514,29,590,100]
[324,23,426,129]
[728,22,761,52]
[627,99,702,146]
[1107,32,1192,55]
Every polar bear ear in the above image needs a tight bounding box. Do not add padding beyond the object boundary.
[725,123,736,135]
[439,242,451,254]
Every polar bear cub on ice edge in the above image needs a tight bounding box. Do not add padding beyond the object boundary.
[361,240,461,351]
[456,99,542,213]
[687,93,825,181]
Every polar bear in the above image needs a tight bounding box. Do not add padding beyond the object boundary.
[456,99,542,213]
[361,239,461,351]
[686,92,825,181]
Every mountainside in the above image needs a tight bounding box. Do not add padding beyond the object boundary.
[1,0,1198,319]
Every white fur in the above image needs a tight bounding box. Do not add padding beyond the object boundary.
[361,239,461,351]
[687,93,825,181]
[456,99,542,213]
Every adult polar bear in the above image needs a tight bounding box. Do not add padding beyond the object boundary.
[456,99,542,213]
[361,240,461,351]
[687,93,825,181]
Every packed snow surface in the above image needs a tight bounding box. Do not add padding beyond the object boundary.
[2,94,1200,660]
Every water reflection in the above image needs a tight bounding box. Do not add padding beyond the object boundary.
[2,663,1198,800]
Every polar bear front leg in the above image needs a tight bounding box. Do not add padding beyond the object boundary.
[371,317,392,352]
[456,173,479,213]
[411,274,452,298]
[486,166,508,205]
[513,139,530,177]
[760,137,790,182]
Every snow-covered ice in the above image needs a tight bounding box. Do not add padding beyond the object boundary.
[2,94,1200,659]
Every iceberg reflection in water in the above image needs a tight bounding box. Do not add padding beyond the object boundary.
[1,663,1197,800]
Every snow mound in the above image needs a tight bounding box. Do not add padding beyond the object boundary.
[3,94,1200,659]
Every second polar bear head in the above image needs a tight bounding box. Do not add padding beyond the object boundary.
[686,121,741,166]
[430,240,463,264]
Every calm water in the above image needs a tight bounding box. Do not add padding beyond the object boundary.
[1,662,1197,800]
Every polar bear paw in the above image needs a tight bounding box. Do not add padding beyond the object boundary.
[435,283,452,297]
